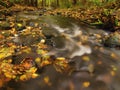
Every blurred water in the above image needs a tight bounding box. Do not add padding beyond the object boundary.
[5,12,120,90]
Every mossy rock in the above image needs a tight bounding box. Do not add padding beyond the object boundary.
[0,22,11,30]
[13,34,42,46]
[42,28,60,39]
[103,31,120,47]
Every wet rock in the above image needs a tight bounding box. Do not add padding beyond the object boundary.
[0,22,11,30]
[26,21,40,27]
[42,28,60,39]
[103,31,120,47]
[12,52,38,65]
[51,36,66,48]
[16,12,39,20]
[27,22,35,27]
[13,34,42,46]
[45,35,66,48]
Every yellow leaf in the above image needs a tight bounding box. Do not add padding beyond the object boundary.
[111,53,118,59]
[44,76,52,86]
[83,81,90,87]
[0,48,14,59]
[56,57,65,61]
[35,57,41,63]
[28,67,37,73]
[32,73,39,78]
[22,47,31,53]
[20,75,27,81]
[110,71,116,76]
[44,76,49,83]
[82,56,90,61]
[17,23,22,27]
[40,60,51,67]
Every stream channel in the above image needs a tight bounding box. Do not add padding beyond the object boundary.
[3,11,120,90]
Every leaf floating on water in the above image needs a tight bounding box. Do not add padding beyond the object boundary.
[110,53,118,59]
[110,71,116,76]
[44,76,49,83]
[32,73,39,78]
[83,81,90,88]
[111,65,117,71]
[88,64,94,75]
[44,76,52,86]
[97,60,102,65]
[56,57,66,61]
[82,56,90,61]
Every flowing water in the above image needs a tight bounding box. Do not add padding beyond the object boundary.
[4,11,120,90]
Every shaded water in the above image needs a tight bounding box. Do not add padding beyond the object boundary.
[4,11,120,90]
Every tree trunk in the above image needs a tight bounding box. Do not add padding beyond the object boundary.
[41,0,46,7]
[56,0,59,7]
[72,0,77,5]
[31,0,37,7]
[41,0,44,7]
